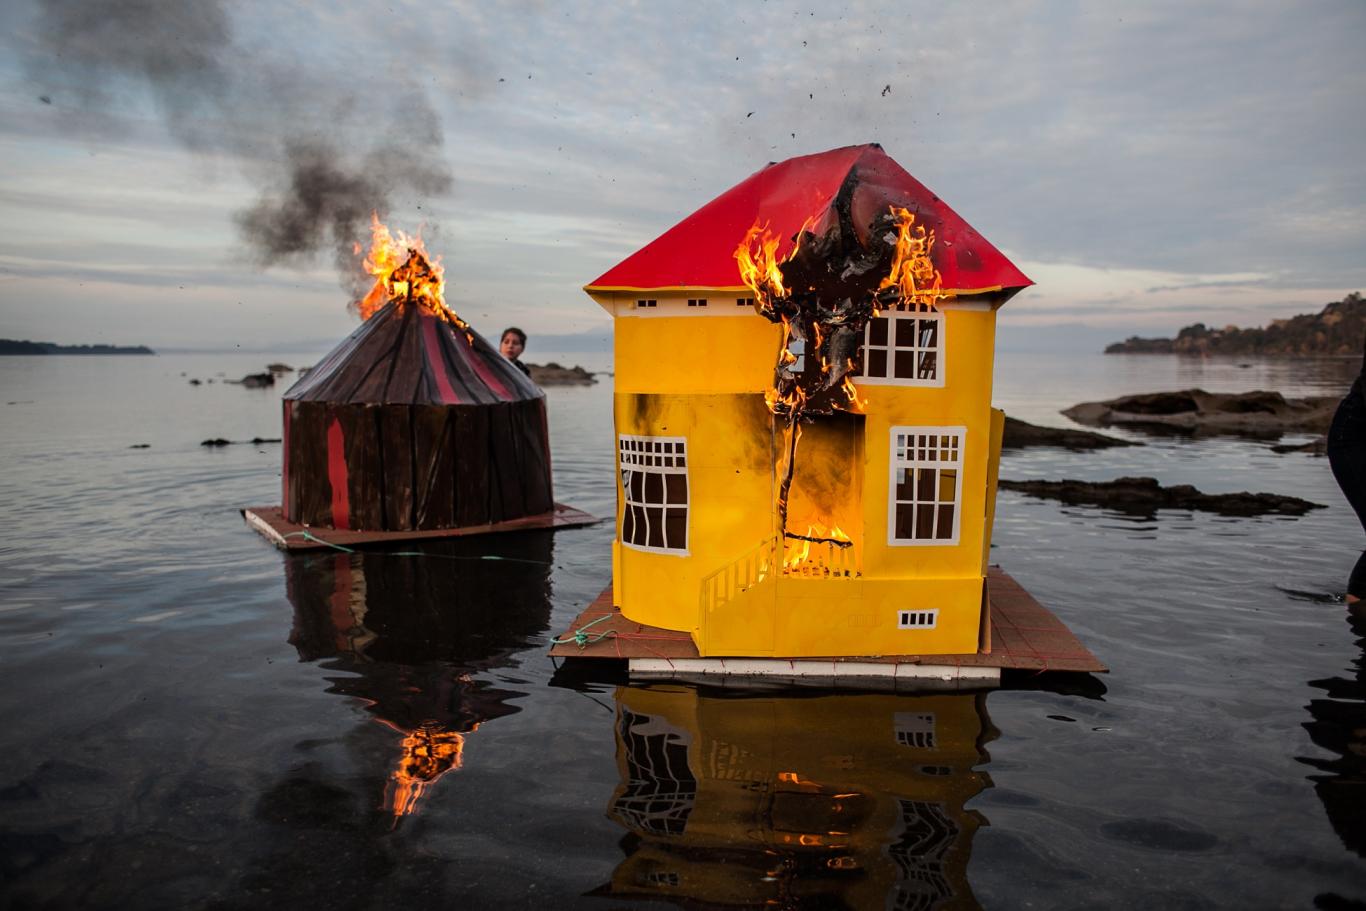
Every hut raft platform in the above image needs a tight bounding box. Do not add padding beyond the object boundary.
[550,567,1105,690]
[242,502,597,551]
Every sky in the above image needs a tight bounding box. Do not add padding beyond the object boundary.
[0,0,1363,353]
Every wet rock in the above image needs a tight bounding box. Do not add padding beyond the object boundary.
[128,443,150,449]
[1062,388,1338,439]
[1002,416,1140,451]
[189,379,201,386]
[234,372,275,388]
[249,437,282,444]
[527,362,596,385]
[265,362,293,374]
[1269,437,1328,456]
[201,438,231,447]
[999,475,1325,517]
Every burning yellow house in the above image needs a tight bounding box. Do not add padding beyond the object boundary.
[584,144,1033,659]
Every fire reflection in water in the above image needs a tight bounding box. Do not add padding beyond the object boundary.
[284,532,554,820]
[593,686,996,909]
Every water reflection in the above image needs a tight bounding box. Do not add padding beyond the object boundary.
[593,686,995,909]
[283,533,554,818]
[1301,602,1366,856]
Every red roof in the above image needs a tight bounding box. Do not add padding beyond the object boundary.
[586,143,1031,299]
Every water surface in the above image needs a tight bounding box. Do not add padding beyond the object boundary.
[0,350,1362,908]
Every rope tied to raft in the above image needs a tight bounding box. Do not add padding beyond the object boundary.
[550,612,616,649]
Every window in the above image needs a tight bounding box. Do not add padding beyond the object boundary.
[687,298,708,307]
[635,298,658,308]
[858,305,944,386]
[736,297,754,307]
[894,712,937,749]
[620,434,689,554]
[889,427,964,545]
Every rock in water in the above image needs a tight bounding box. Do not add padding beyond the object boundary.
[999,476,1324,517]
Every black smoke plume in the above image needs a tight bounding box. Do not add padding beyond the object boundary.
[23,0,453,290]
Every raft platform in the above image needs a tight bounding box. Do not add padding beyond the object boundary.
[550,567,1105,690]
[242,503,598,551]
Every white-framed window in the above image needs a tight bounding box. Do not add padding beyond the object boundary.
[858,304,944,386]
[736,297,754,307]
[619,434,689,554]
[635,298,658,309]
[687,298,708,307]
[888,427,964,546]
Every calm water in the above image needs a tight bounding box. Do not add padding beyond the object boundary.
[1,349,1363,909]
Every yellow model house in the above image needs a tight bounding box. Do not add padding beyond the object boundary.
[585,144,1032,658]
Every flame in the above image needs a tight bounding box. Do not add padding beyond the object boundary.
[782,522,851,572]
[354,213,456,322]
[878,207,951,312]
[387,722,472,817]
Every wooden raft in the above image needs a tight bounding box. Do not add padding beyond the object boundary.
[243,502,597,551]
[550,567,1105,689]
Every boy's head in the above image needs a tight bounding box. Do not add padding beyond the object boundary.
[500,327,526,360]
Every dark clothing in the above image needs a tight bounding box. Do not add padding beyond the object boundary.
[1329,334,1366,596]
[510,358,531,378]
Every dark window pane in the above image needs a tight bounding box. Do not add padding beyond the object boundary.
[936,504,955,539]
[666,474,688,504]
[917,468,936,501]
[628,470,644,502]
[896,317,918,347]
[622,503,636,543]
[917,351,937,379]
[916,503,935,539]
[894,468,914,501]
[868,349,888,377]
[894,350,916,379]
[645,472,663,504]
[645,507,665,548]
[895,504,915,540]
[665,508,687,549]
[868,317,889,346]
[919,319,938,347]
[939,468,957,501]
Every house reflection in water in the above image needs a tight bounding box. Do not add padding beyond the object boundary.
[594,686,996,909]
[283,532,554,818]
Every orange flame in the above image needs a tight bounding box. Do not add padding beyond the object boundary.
[878,207,952,312]
[354,213,449,321]
[387,723,472,817]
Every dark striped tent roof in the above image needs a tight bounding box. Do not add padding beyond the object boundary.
[284,300,542,405]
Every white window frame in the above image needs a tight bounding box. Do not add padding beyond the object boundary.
[888,426,965,547]
[857,305,945,387]
[619,434,690,555]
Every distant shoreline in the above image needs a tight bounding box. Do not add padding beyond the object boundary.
[0,339,155,355]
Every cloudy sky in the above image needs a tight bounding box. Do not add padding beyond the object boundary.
[0,0,1362,352]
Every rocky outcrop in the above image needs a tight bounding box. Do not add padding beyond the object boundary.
[1062,389,1338,438]
[1001,416,1140,451]
[527,362,596,385]
[1000,476,1324,517]
[1105,292,1366,356]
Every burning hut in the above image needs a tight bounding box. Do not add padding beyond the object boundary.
[246,219,594,548]
[578,143,1054,662]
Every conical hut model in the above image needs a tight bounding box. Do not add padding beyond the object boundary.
[244,222,595,549]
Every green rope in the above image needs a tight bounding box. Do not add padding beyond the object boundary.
[550,612,616,648]
[282,530,552,564]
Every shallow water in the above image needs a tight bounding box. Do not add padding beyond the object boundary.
[0,349,1363,909]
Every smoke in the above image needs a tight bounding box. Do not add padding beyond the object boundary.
[23,0,453,290]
